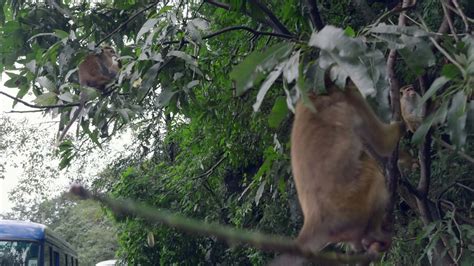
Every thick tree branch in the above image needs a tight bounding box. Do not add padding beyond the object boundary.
[70,185,378,265]
[0,91,80,109]
[385,0,413,222]
[305,0,324,30]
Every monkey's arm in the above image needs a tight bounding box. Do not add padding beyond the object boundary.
[345,84,403,156]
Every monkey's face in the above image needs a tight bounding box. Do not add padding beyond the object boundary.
[102,47,120,67]
[401,87,416,99]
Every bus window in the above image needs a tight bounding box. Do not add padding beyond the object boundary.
[0,240,40,265]
[53,251,60,266]
[60,251,66,265]
[44,245,53,266]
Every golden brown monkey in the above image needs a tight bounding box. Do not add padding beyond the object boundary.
[400,85,423,133]
[58,46,120,142]
[78,46,120,90]
[272,80,403,265]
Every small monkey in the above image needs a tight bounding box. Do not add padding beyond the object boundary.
[400,85,423,133]
[58,46,120,142]
[273,79,403,264]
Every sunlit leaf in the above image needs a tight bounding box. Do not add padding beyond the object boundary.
[268,96,289,128]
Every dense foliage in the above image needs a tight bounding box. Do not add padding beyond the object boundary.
[0,0,473,265]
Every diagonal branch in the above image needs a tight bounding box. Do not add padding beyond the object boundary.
[305,0,324,31]
[248,0,292,35]
[70,185,378,265]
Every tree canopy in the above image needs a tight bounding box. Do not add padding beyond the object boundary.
[0,0,473,265]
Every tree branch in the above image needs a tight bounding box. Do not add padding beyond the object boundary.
[70,185,378,265]
[162,25,298,46]
[204,0,293,36]
[305,0,324,31]
[248,0,292,35]
[385,0,413,223]
[0,91,80,109]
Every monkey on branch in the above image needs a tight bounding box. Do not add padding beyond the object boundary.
[272,76,404,265]
[58,46,120,142]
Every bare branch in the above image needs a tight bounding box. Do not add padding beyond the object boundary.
[451,0,470,32]
[441,1,459,42]
[385,0,413,219]
[434,137,474,164]
[70,185,379,265]
[162,25,298,46]
[0,91,80,109]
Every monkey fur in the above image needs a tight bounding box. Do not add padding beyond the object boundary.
[272,80,403,265]
[400,84,423,133]
[58,46,120,142]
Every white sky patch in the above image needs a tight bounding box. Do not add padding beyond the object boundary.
[0,79,133,214]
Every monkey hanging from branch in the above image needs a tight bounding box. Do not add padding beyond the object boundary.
[57,46,121,142]
[272,76,404,265]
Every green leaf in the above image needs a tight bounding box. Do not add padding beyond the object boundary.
[253,63,284,112]
[254,180,266,206]
[37,76,56,91]
[447,91,467,147]
[310,26,388,97]
[33,92,57,106]
[283,50,300,83]
[441,64,461,79]
[54,29,68,39]
[136,18,158,41]
[268,97,289,128]
[157,88,176,107]
[412,102,448,144]
[230,42,294,96]
[167,51,197,67]
[344,26,355,37]
[419,76,450,106]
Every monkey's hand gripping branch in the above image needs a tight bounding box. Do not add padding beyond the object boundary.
[70,185,380,265]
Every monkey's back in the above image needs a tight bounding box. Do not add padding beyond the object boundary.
[291,90,387,244]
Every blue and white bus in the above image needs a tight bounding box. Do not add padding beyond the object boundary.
[0,220,78,266]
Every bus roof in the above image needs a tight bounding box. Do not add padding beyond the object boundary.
[0,220,77,256]
[0,220,46,241]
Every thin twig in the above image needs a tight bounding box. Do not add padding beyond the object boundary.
[441,1,459,42]
[162,25,298,46]
[5,110,44,113]
[450,0,470,32]
[434,137,474,164]
[96,1,161,46]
